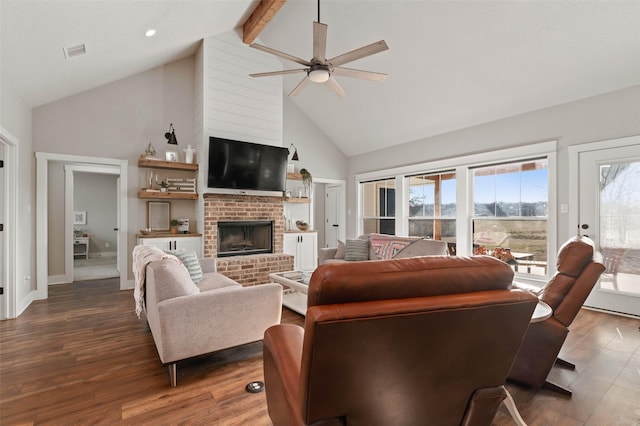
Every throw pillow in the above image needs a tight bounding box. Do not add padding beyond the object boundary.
[344,239,369,261]
[167,249,204,283]
[334,240,346,259]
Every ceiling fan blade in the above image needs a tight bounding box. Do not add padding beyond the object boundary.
[332,67,387,81]
[313,22,328,63]
[326,76,346,98]
[250,69,308,78]
[289,76,310,97]
[250,43,311,66]
[328,40,389,68]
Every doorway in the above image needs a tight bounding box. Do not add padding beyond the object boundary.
[36,153,128,300]
[0,127,17,319]
[65,166,120,282]
[324,184,342,248]
[570,135,640,317]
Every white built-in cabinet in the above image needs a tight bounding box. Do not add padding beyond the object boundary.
[283,231,317,271]
[137,235,203,258]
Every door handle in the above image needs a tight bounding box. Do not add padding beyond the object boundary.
[581,224,589,229]
[332,224,339,227]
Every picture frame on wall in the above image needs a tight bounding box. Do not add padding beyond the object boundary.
[165,150,178,162]
[148,201,170,231]
[73,211,87,225]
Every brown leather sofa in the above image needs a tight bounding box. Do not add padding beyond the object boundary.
[508,236,605,395]
[263,256,538,426]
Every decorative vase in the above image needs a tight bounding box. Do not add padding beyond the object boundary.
[184,145,196,164]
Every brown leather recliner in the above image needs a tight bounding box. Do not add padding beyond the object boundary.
[508,236,605,396]
[263,256,538,426]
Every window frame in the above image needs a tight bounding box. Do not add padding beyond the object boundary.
[356,141,557,282]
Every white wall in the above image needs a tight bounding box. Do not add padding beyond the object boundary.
[283,96,347,181]
[74,172,118,256]
[33,56,196,281]
[347,84,640,247]
[0,74,36,315]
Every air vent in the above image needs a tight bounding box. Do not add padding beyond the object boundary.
[63,43,86,59]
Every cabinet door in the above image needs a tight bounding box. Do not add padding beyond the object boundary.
[299,233,318,271]
[283,233,300,270]
[137,237,172,251]
[175,236,202,258]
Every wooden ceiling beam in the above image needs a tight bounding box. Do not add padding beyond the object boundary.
[242,0,287,44]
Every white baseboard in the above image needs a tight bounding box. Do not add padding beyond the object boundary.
[48,274,70,285]
[17,290,37,317]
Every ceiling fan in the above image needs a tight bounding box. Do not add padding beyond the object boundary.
[249,0,389,97]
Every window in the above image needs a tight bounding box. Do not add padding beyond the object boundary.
[472,159,548,276]
[361,178,396,235]
[356,140,556,279]
[407,171,456,248]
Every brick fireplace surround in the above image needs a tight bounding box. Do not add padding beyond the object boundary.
[203,193,294,286]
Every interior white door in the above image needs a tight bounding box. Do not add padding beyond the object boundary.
[325,185,340,248]
[579,144,640,316]
[116,177,121,273]
[0,145,5,319]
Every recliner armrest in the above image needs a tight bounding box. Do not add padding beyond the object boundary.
[263,324,305,426]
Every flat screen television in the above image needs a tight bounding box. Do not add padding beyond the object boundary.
[207,137,289,193]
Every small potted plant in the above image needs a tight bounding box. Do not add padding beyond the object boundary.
[170,219,179,234]
[299,168,312,198]
[160,180,169,192]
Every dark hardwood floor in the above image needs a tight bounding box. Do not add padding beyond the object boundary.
[1,278,638,425]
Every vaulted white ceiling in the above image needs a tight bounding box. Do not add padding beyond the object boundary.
[3,1,640,157]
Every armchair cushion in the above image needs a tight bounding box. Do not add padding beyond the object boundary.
[334,240,345,259]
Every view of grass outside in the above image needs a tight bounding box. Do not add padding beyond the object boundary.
[472,159,549,276]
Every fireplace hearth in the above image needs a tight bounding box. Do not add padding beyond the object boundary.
[217,221,273,257]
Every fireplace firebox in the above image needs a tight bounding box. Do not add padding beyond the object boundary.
[217,221,273,257]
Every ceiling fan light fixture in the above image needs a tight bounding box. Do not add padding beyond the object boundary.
[308,67,330,83]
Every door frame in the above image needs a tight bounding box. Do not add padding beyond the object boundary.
[0,127,18,319]
[35,152,128,300]
[313,178,346,246]
[64,164,121,283]
[568,134,640,316]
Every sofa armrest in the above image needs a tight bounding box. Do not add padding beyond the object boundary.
[199,257,217,273]
[155,283,283,363]
[318,247,338,265]
[263,324,305,426]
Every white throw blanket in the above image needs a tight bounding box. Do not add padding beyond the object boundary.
[132,245,181,318]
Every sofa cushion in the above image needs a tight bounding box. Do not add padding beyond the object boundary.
[334,240,346,259]
[344,239,369,261]
[393,239,449,258]
[167,249,203,283]
[370,233,420,260]
[149,258,200,302]
[197,272,242,292]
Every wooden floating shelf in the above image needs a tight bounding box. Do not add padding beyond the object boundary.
[286,172,303,180]
[138,190,198,200]
[138,158,198,171]
[284,197,310,203]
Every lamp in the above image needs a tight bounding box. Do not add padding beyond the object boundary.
[308,64,330,83]
[289,143,299,161]
[165,123,178,145]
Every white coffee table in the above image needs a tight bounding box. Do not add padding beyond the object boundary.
[269,271,312,315]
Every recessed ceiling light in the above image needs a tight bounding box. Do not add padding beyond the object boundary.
[145,29,156,37]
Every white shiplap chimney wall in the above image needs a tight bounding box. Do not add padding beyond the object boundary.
[203,32,283,145]
[195,31,284,235]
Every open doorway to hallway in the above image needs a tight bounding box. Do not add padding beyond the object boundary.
[66,166,120,283]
